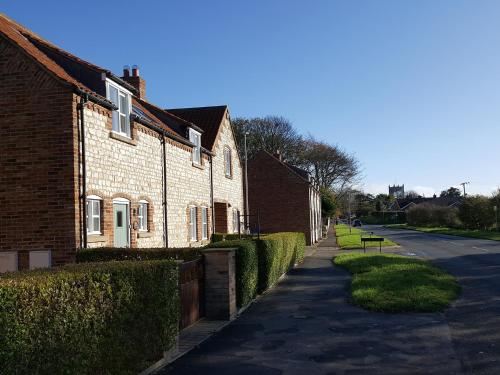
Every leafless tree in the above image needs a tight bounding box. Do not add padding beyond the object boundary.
[297,137,361,193]
[232,116,303,163]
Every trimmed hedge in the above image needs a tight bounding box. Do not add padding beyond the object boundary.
[76,247,201,263]
[257,232,306,292]
[208,240,258,308]
[0,260,179,375]
[212,233,255,242]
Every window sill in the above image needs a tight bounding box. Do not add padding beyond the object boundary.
[192,162,204,170]
[137,232,153,238]
[110,131,137,146]
[225,174,233,180]
[87,234,107,243]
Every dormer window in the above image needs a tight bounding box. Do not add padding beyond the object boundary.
[106,80,131,137]
[189,128,201,165]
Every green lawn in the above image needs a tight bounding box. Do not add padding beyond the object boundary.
[334,224,397,249]
[334,253,461,312]
[386,224,500,241]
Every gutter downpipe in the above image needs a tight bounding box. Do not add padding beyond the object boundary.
[210,155,215,236]
[78,94,89,249]
[161,132,169,248]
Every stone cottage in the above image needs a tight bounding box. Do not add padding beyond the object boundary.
[0,13,244,272]
[247,151,322,245]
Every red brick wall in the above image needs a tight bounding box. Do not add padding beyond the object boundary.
[248,152,312,244]
[0,37,78,268]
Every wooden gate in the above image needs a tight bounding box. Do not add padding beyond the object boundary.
[179,258,205,329]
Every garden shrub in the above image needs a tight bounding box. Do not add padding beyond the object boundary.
[407,203,461,228]
[0,260,179,375]
[76,247,201,263]
[208,240,258,308]
[256,232,306,292]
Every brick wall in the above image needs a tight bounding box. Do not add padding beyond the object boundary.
[0,37,77,267]
[247,152,313,244]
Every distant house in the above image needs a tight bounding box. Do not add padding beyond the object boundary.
[247,151,322,245]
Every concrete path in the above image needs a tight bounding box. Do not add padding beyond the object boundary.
[160,232,462,375]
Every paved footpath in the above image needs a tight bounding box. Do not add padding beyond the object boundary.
[160,232,462,375]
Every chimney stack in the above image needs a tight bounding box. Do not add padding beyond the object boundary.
[273,150,282,161]
[121,64,146,99]
[123,65,130,78]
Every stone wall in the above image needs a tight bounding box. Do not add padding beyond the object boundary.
[83,102,165,248]
[211,117,245,233]
[165,141,212,248]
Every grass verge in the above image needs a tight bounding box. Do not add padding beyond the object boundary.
[334,253,460,312]
[334,224,397,249]
[385,224,500,241]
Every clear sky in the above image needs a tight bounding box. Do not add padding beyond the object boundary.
[3,1,499,196]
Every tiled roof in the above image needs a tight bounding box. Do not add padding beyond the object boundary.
[167,106,228,150]
[0,13,100,98]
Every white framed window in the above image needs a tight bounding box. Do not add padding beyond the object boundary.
[106,79,131,137]
[189,206,197,241]
[86,196,102,234]
[189,128,201,165]
[138,201,148,231]
[201,207,208,240]
[224,147,232,177]
[233,209,240,234]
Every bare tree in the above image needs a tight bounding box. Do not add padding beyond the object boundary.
[297,137,361,193]
[232,116,303,163]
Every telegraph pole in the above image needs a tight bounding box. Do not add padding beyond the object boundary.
[244,129,250,234]
[494,205,498,232]
[460,181,470,197]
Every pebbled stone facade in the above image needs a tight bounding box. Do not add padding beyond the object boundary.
[211,116,245,234]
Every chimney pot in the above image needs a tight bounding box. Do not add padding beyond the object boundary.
[123,65,130,78]
[132,64,139,77]
[273,150,282,161]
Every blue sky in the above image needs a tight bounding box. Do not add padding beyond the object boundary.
[3,1,499,196]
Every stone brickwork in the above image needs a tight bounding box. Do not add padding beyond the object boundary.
[165,142,212,248]
[82,100,166,248]
[0,38,77,268]
[211,117,245,233]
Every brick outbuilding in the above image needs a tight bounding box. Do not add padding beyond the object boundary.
[248,151,322,245]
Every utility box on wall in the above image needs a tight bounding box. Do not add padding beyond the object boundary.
[29,250,51,270]
[0,252,18,273]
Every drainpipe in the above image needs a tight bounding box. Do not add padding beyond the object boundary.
[210,155,215,236]
[78,94,89,249]
[161,133,169,248]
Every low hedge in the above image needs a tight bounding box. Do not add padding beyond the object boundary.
[0,260,179,375]
[212,233,255,242]
[76,247,201,263]
[208,240,258,308]
[256,232,306,292]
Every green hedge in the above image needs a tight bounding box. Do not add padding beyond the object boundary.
[256,232,306,292]
[76,247,201,263]
[211,233,255,242]
[0,260,179,375]
[208,240,258,308]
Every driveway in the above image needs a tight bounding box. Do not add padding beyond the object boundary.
[160,230,472,375]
